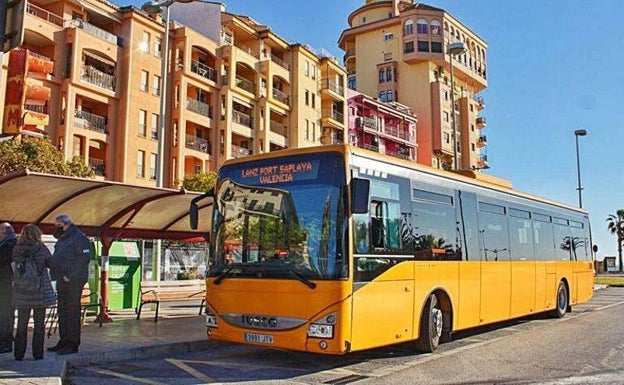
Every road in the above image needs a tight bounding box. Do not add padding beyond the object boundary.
[68,287,624,385]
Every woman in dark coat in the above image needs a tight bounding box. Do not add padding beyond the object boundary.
[12,224,56,361]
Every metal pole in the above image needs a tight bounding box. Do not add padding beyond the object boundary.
[155,5,170,188]
[450,54,458,170]
[575,134,583,208]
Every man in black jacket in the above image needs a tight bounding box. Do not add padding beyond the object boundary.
[48,215,91,355]
[0,222,17,354]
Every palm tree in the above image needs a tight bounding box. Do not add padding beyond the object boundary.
[606,210,624,272]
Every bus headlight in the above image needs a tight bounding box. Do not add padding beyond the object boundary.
[205,306,218,328]
[307,312,336,339]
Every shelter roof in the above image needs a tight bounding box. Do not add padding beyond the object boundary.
[0,170,213,241]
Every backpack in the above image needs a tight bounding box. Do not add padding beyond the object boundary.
[13,256,42,294]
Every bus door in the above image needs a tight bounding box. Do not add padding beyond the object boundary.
[350,182,414,351]
[478,202,511,324]
[456,191,481,329]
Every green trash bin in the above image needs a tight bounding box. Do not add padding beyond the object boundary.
[93,241,141,310]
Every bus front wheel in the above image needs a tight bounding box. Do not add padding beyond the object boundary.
[416,294,443,353]
[551,281,568,318]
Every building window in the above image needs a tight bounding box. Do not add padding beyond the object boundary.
[404,41,414,53]
[311,64,316,80]
[361,16,367,23]
[140,31,150,53]
[348,76,356,90]
[154,37,162,57]
[311,93,316,108]
[417,19,428,34]
[443,111,449,122]
[471,143,476,151]
[193,164,201,175]
[384,53,393,61]
[386,68,392,82]
[138,109,147,137]
[470,104,474,112]
[386,90,393,102]
[384,32,394,41]
[137,150,145,177]
[404,20,414,35]
[149,153,157,180]
[305,89,310,106]
[444,132,450,143]
[418,41,429,52]
[471,124,475,132]
[378,69,385,83]
[431,42,443,53]
[153,74,161,96]
[304,61,310,76]
[431,20,442,35]
[151,113,158,139]
[140,70,148,92]
[379,92,386,102]
[305,119,310,140]
[443,89,449,100]
[312,122,316,141]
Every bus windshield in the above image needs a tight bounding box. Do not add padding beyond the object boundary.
[208,152,348,280]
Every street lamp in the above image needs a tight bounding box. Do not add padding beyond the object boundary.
[447,41,467,170]
[141,0,194,188]
[574,128,587,208]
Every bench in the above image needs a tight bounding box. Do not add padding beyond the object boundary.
[136,279,206,322]
[46,283,102,337]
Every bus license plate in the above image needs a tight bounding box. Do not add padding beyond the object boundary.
[244,332,274,344]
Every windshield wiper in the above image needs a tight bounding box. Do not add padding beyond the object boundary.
[287,269,317,289]
[213,266,237,285]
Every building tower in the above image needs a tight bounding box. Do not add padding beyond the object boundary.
[339,0,488,170]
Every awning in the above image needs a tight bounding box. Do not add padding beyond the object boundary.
[232,96,253,109]
[77,0,122,23]
[0,170,214,240]
[84,50,115,67]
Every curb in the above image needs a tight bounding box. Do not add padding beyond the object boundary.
[61,339,214,381]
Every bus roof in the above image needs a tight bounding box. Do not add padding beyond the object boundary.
[220,145,587,215]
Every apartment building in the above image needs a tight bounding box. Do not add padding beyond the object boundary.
[347,89,418,161]
[1,0,347,188]
[339,0,488,170]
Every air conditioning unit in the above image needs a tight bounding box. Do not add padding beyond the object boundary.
[356,116,364,127]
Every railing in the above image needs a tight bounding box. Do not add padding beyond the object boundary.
[269,120,288,137]
[185,134,211,154]
[385,148,412,160]
[232,110,252,128]
[363,116,378,130]
[74,109,107,133]
[24,104,48,114]
[478,154,488,163]
[231,144,252,158]
[66,19,120,46]
[26,3,64,27]
[190,60,217,82]
[476,116,487,126]
[221,31,233,45]
[89,158,105,176]
[186,98,212,118]
[343,48,355,62]
[360,143,379,153]
[322,79,344,96]
[235,76,254,93]
[270,54,289,70]
[81,65,115,91]
[384,125,414,142]
[326,109,344,123]
[272,88,289,105]
[233,41,259,58]
[477,135,487,147]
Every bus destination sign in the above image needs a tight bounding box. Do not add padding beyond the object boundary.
[240,160,319,185]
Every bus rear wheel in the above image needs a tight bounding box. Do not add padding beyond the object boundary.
[416,294,443,353]
[550,281,568,318]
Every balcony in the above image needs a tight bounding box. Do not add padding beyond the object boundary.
[185,134,211,154]
[272,88,289,105]
[321,78,344,96]
[384,125,414,142]
[269,120,288,137]
[477,154,488,168]
[190,60,217,82]
[323,109,343,124]
[233,41,259,59]
[232,110,252,128]
[476,116,487,128]
[235,76,254,94]
[477,135,487,148]
[343,48,355,63]
[81,65,115,91]
[186,98,212,118]
[26,3,64,26]
[271,54,289,70]
[66,19,120,46]
[74,110,107,133]
[24,104,48,114]
[89,158,105,176]
[231,144,252,159]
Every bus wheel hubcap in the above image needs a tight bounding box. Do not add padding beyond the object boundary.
[432,308,443,337]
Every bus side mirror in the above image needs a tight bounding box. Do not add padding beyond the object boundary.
[189,188,215,230]
[593,244,598,253]
[350,178,370,214]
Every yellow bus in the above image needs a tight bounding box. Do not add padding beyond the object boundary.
[190,144,595,354]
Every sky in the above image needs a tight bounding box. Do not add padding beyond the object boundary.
[130,0,623,260]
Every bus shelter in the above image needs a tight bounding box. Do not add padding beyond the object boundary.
[0,169,214,321]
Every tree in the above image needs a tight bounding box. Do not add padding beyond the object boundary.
[178,171,217,193]
[0,136,95,178]
[607,210,624,273]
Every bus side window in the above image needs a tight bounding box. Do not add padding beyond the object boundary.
[371,200,384,249]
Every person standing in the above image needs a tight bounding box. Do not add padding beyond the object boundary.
[12,224,56,361]
[0,222,17,354]
[48,215,91,355]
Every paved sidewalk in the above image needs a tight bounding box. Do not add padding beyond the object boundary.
[0,305,209,385]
